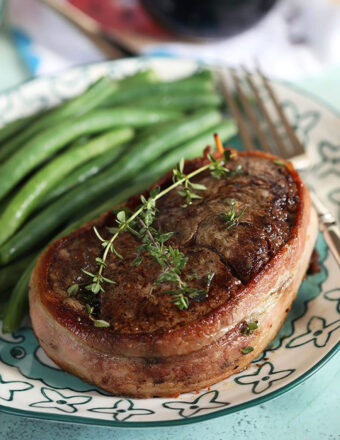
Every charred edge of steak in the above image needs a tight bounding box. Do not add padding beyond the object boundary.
[307,249,321,275]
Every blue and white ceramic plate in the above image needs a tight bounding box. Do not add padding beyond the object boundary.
[0,58,339,427]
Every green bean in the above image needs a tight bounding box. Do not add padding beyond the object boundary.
[113,70,212,96]
[178,69,214,83]
[36,143,127,210]
[0,253,37,293]
[132,92,222,110]
[0,107,179,201]
[0,301,8,319]
[0,116,41,163]
[68,134,93,149]
[0,191,12,216]
[0,115,34,145]
[104,78,214,107]
[69,152,184,224]
[1,120,229,332]
[0,109,221,263]
[117,69,158,87]
[2,260,36,333]
[136,118,184,140]
[0,142,14,164]
[0,127,135,245]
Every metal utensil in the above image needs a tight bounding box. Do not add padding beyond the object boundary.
[218,66,340,266]
[38,0,135,58]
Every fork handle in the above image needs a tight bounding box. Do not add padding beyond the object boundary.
[320,223,340,266]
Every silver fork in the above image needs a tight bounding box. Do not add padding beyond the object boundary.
[218,66,340,266]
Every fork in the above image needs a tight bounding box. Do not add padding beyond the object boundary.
[218,66,340,266]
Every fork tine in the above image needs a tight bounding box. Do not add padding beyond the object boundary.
[257,68,305,157]
[230,69,272,153]
[218,69,255,151]
[241,66,290,158]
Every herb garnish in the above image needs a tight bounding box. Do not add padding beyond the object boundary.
[123,200,198,310]
[173,158,207,207]
[219,199,246,230]
[90,318,110,328]
[241,346,254,354]
[206,272,215,289]
[273,159,286,166]
[208,152,243,179]
[69,138,244,324]
[79,159,221,298]
[242,321,259,335]
[185,269,199,281]
[67,283,110,327]
[85,304,110,327]
[67,284,79,296]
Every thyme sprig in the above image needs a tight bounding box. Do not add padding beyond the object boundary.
[173,158,207,206]
[219,199,246,230]
[209,151,243,179]
[129,211,204,310]
[72,146,244,321]
[79,161,214,300]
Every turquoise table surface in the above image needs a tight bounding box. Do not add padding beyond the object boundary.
[0,31,339,440]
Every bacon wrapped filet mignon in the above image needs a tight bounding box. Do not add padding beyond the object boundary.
[29,150,318,397]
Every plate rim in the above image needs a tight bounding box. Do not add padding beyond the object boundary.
[0,56,339,428]
[0,56,339,120]
[0,344,338,428]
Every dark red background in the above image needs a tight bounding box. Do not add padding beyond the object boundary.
[68,0,170,37]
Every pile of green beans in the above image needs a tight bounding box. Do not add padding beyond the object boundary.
[0,127,135,245]
[0,68,237,332]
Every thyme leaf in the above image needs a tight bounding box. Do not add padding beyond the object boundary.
[219,199,246,230]
[172,159,207,206]
[91,318,110,328]
[273,159,286,166]
[242,321,259,335]
[67,284,79,296]
[241,346,254,354]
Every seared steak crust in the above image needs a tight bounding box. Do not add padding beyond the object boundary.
[29,150,318,396]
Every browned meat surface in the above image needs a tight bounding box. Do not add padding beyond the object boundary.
[29,150,318,397]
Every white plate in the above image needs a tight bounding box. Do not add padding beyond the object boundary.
[0,58,339,427]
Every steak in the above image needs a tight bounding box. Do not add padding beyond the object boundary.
[29,150,318,397]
